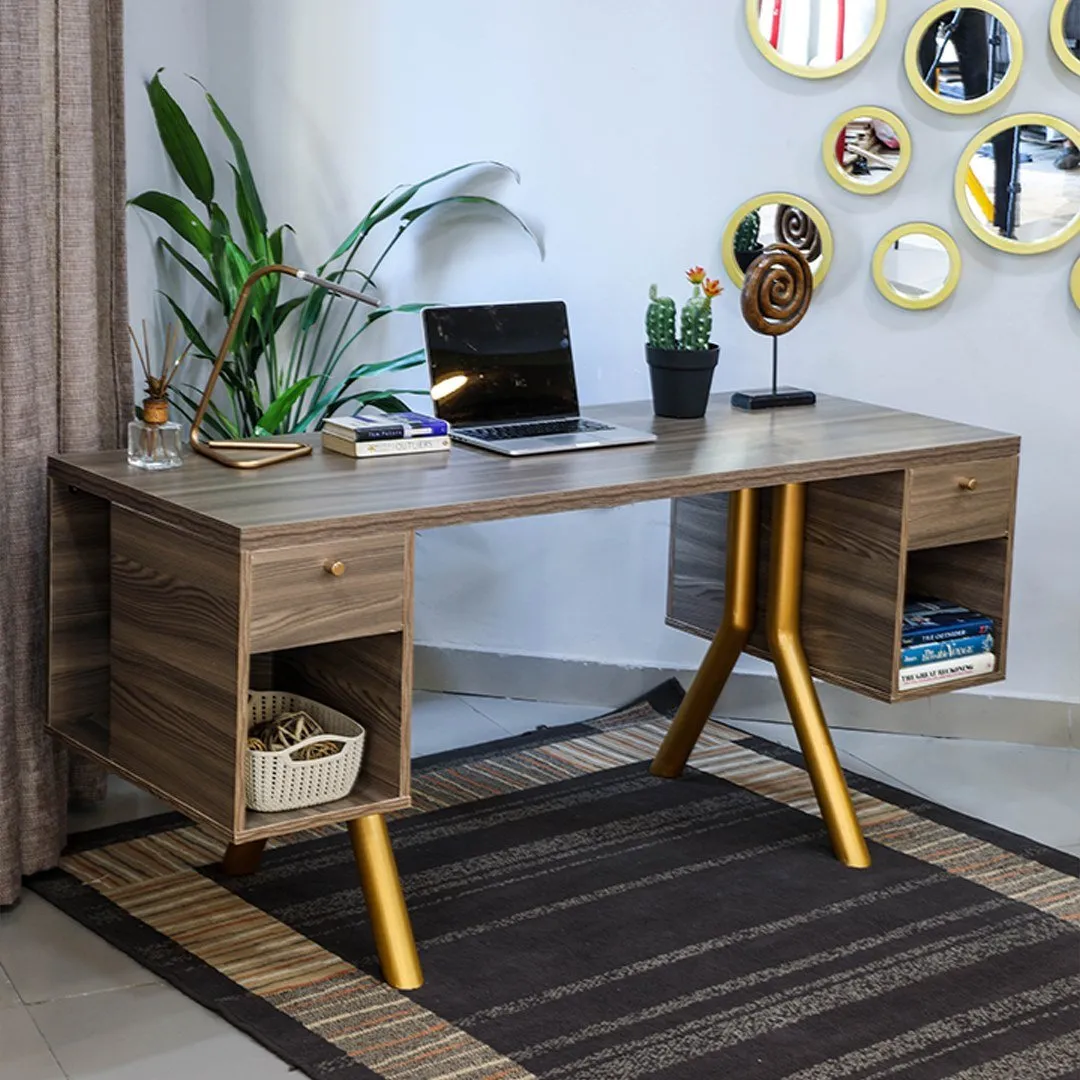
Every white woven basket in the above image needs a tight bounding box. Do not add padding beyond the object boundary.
[245,692,366,813]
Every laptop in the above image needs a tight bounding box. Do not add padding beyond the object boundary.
[421,300,657,456]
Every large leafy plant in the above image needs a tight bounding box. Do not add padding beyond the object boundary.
[130,72,539,438]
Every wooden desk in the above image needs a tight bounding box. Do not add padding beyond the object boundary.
[46,394,1019,989]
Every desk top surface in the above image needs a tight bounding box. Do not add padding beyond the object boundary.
[49,395,1019,544]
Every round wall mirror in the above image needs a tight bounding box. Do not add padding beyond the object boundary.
[721,193,834,289]
[872,224,961,310]
[1051,0,1080,76]
[745,0,887,79]
[904,1,1022,114]
[822,106,912,194]
[954,114,1080,254]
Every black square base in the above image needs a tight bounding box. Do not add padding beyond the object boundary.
[730,387,817,411]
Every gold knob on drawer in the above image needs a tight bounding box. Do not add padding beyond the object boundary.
[323,559,346,577]
[958,478,978,491]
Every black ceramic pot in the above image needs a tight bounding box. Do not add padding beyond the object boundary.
[735,244,764,273]
[646,344,719,419]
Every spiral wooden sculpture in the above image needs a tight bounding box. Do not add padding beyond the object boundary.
[740,243,814,337]
[775,205,822,262]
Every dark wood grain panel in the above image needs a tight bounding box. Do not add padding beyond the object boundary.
[47,483,111,754]
[669,474,907,701]
[789,473,906,697]
[907,456,1017,550]
[109,507,246,831]
[248,532,406,652]
[49,395,1020,544]
[271,630,411,818]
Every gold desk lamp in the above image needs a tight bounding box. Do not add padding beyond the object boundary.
[190,263,381,469]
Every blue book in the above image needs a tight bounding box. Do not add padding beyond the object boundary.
[901,599,993,646]
[324,408,449,441]
[900,633,994,668]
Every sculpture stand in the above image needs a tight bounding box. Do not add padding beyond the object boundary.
[731,337,816,411]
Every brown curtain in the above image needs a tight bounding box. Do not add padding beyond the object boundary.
[0,0,132,905]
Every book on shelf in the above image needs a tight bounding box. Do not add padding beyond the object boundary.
[901,599,993,645]
[897,652,995,692]
[323,407,449,442]
[321,431,451,458]
[900,632,993,668]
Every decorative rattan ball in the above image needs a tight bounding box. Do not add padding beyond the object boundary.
[248,709,342,760]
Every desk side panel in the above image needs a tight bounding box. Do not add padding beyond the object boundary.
[668,475,905,700]
[48,482,111,755]
[109,507,246,832]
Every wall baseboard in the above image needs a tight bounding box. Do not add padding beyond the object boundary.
[414,646,1077,749]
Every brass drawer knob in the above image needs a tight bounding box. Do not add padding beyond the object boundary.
[323,559,346,577]
[958,477,978,491]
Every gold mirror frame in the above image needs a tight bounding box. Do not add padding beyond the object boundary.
[1051,0,1080,75]
[954,112,1080,254]
[822,106,913,195]
[721,192,835,289]
[872,223,962,310]
[904,1,1023,115]
[745,0,888,79]
[1071,256,1080,309]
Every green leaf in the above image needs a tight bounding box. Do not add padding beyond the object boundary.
[129,191,212,259]
[146,71,214,207]
[256,376,319,435]
[158,293,215,359]
[230,165,269,264]
[315,388,423,425]
[158,238,220,302]
[295,350,425,430]
[400,195,541,254]
[196,81,268,236]
[297,268,378,332]
[170,384,238,440]
[321,160,519,267]
[268,223,293,264]
[271,295,307,334]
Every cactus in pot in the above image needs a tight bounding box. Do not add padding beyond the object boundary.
[646,267,722,352]
[733,210,761,255]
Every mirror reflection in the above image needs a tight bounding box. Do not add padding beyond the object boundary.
[913,7,1015,105]
[1061,0,1080,61]
[834,114,903,186]
[962,122,1080,246]
[882,234,952,302]
[751,0,882,74]
[734,204,824,274]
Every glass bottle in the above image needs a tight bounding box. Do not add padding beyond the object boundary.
[128,396,182,470]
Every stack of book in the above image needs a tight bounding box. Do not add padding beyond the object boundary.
[898,599,995,691]
[322,408,450,459]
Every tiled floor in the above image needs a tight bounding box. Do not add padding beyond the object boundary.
[2,692,1077,1079]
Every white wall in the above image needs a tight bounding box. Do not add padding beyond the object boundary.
[124,1,1080,705]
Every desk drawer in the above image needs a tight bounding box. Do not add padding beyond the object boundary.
[906,456,1016,550]
[248,533,407,652]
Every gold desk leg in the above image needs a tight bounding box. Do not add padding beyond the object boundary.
[766,483,871,869]
[348,814,424,990]
[651,488,761,778]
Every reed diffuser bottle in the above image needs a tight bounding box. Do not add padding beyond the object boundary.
[127,322,189,470]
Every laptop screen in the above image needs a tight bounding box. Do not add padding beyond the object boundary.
[422,301,580,426]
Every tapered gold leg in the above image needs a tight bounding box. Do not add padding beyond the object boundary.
[652,488,761,778]
[766,484,871,869]
[348,814,423,990]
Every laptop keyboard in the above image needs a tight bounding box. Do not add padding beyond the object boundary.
[459,418,615,441]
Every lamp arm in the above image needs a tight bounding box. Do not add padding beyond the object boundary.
[188,263,381,468]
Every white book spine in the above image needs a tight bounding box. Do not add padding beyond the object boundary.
[897,652,995,691]
[322,432,450,458]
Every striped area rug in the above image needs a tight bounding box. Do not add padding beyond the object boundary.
[29,681,1080,1079]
